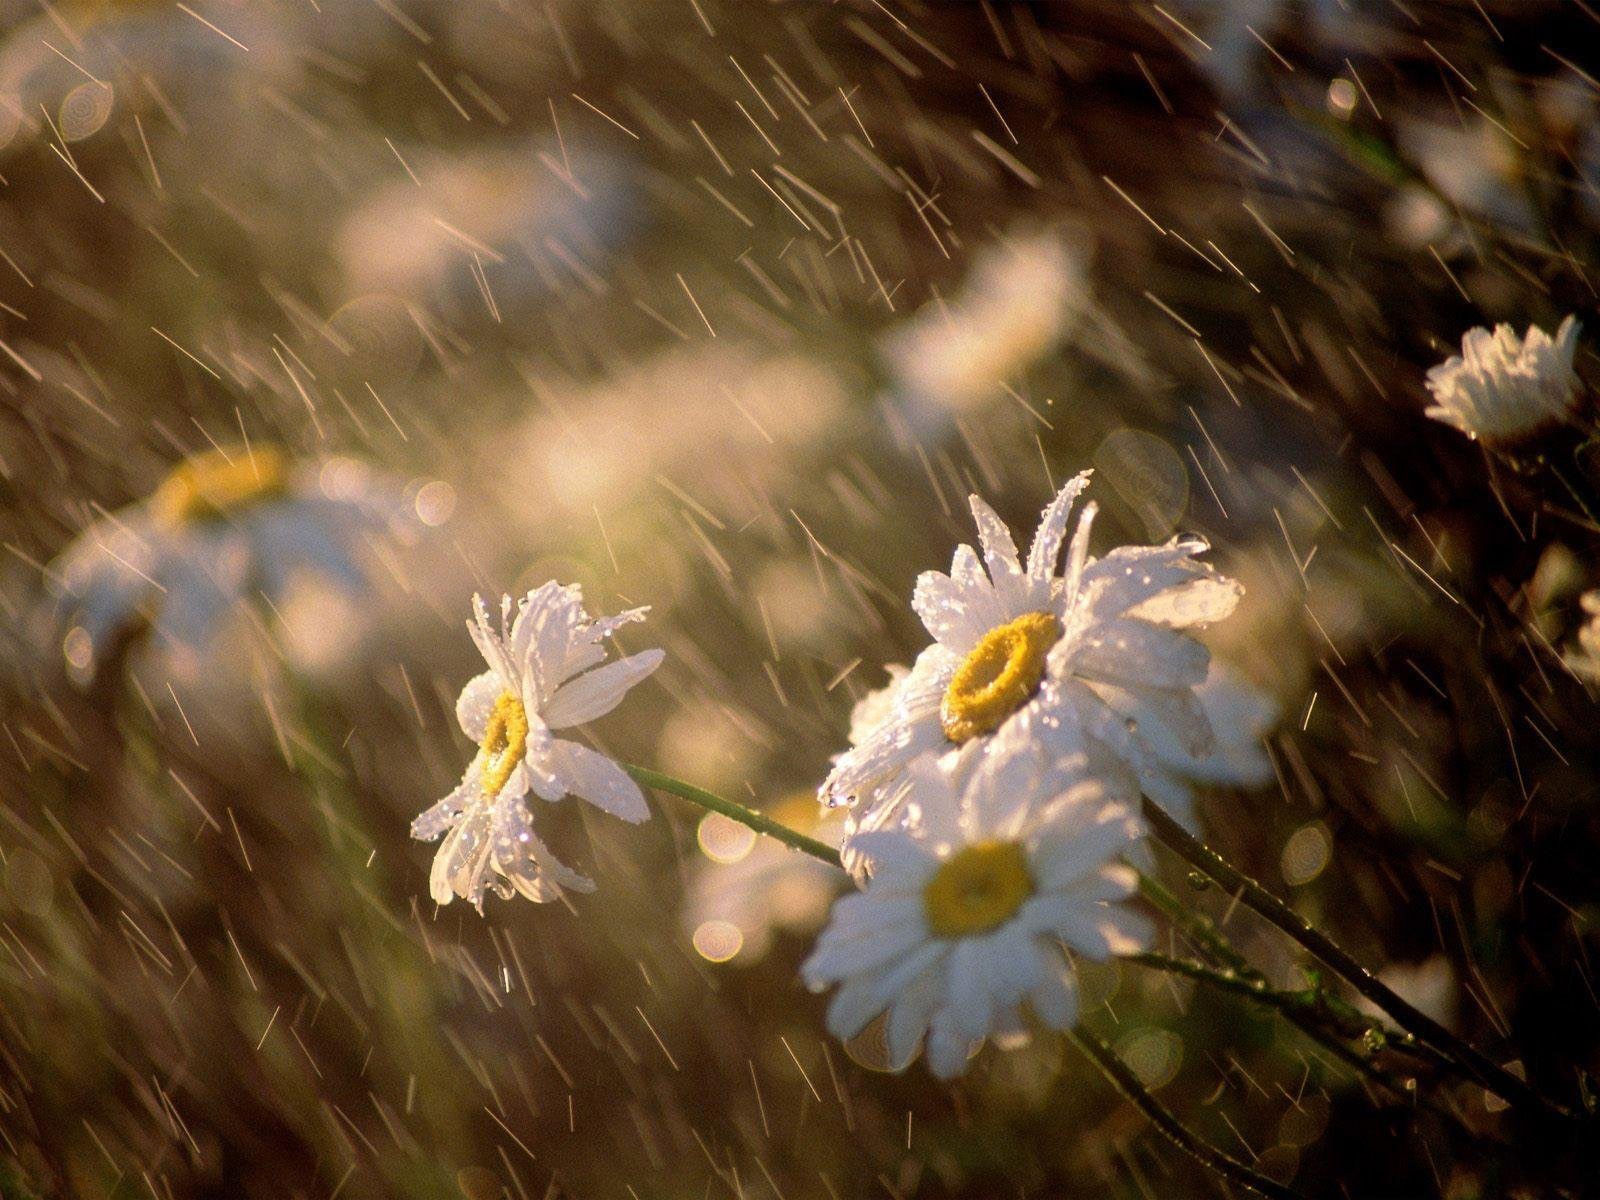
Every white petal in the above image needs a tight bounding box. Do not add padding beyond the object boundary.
[455,670,502,741]
[547,740,650,823]
[1027,471,1092,579]
[912,568,993,655]
[543,648,664,728]
[1067,619,1211,691]
[1028,951,1079,1029]
[968,494,1023,594]
[411,764,481,841]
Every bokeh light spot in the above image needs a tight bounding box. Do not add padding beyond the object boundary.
[415,480,457,527]
[692,919,744,963]
[1281,821,1332,887]
[697,812,757,864]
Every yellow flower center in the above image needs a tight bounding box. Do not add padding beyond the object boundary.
[923,840,1035,938]
[150,445,289,529]
[478,692,529,798]
[940,611,1062,743]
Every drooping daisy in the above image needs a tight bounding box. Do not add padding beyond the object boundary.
[1424,316,1582,445]
[45,445,420,685]
[1133,665,1277,829]
[821,472,1243,837]
[410,583,663,910]
[803,747,1150,1078]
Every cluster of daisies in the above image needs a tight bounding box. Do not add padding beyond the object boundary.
[410,472,1270,1077]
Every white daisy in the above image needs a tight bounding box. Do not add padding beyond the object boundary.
[410,583,663,910]
[881,230,1089,422]
[821,472,1243,838]
[803,747,1150,1079]
[1566,589,1600,683]
[45,445,418,685]
[1135,665,1277,830]
[1425,316,1582,445]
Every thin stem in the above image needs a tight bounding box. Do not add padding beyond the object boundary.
[1126,953,1467,1126]
[1066,1028,1304,1200]
[1137,872,1258,979]
[1141,797,1573,1123]
[625,765,844,869]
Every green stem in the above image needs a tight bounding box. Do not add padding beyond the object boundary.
[1067,1029,1304,1200]
[624,765,844,868]
[1140,797,1573,1123]
[1137,872,1258,978]
[1125,953,1465,1123]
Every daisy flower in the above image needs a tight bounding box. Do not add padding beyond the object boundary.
[410,583,663,910]
[821,471,1243,837]
[880,230,1089,422]
[1135,665,1277,826]
[1424,316,1582,445]
[45,445,417,685]
[803,747,1150,1078]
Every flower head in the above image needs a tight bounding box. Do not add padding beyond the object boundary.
[881,230,1088,422]
[803,748,1149,1078]
[1424,316,1581,445]
[410,583,663,910]
[46,445,417,685]
[822,472,1243,840]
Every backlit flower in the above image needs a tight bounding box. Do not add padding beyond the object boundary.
[410,583,663,909]
[1425,316,1581,445]
[881,230,1088,422]
[803,748,1150,1078]
[822,472,1243,839]
[46,445,417,685]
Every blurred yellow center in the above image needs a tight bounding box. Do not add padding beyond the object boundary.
[479,693,528,798]
[923,841,1034,938]
[940,611,1062,743]
[150,445,288,528]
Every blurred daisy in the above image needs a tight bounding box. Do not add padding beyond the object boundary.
[822,472,1243,837]
[1137,665,1277,828]
[881,230,1088,423]
[338,143,639,320]
[803,749,1149,1078]
[410,583,663,909]
[47,445,414,684]
[1424,317,1582,445]
[1566,590,1600,683]
[683,795,845,964]
[0,2,290,156]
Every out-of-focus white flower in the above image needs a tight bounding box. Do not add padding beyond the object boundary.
[1566,590,1600,682]
[46,445,417,685]
[1137,665,1277,821]
[683,795,845,964]
[803,748,1150,1078]
[0,3,291,156]
[1398,119,1537,236]
[338,143,638,318]
[498,343,845,524]
[411,584,663,910]
[822,471,1243,838]
[881,230,1088,422]
[1424,317,1581,445]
